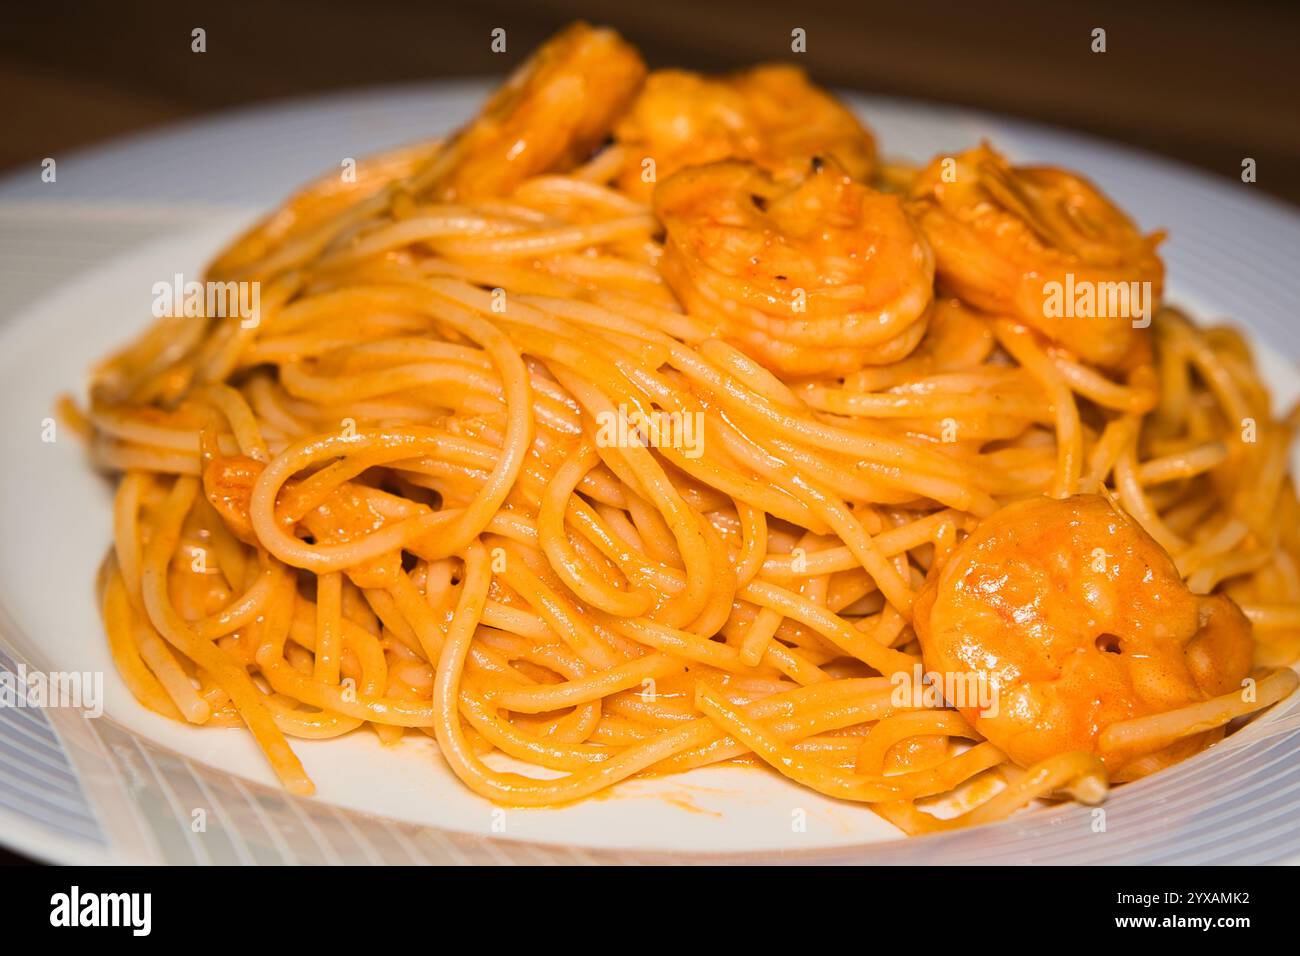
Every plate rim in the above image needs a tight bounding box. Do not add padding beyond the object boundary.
[2,82,1299,865]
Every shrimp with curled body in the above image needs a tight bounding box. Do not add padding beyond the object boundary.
[909,144,1164,368]
[913,494,1258,773]
[197,23,645,289]
[655,157,933,377]
[428,22,646,200]
[614,65,877,200]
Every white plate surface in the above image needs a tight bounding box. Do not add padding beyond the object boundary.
[0,83,1298,865]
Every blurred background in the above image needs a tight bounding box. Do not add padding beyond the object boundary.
[2,0,1298,203]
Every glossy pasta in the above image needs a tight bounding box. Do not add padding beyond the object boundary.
[76,22,1300,834]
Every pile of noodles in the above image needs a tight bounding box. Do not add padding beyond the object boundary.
[71,31,1300,835]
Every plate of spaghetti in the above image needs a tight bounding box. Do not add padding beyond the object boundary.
[1,22,1299,864]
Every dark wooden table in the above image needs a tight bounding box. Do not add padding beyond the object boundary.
[4,0,1299,204]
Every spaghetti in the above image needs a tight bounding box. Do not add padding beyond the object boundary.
[78,22,1300,834]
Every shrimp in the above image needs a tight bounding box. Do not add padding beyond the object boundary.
[908,144,1164,368]
[655,157,933,376]
[615,65,877,201]
[430,22,646,201]
[913,494,1253,772]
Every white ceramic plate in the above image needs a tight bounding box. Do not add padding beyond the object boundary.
[1,83,1298,865]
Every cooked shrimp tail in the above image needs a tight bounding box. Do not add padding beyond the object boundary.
[914,494,1257,772]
